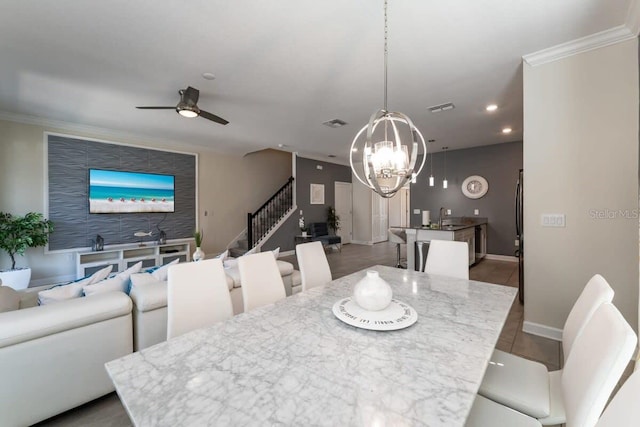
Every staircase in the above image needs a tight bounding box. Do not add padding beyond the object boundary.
[229,177,295,257]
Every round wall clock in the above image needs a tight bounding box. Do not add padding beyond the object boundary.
[461,175,489,199]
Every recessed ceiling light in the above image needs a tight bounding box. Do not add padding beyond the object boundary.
[277,144,288,148]
[328,155,336,158]
[486,104,498,112]
[202,72,216,80]
[502,127,512,134]
[428,139,435,143]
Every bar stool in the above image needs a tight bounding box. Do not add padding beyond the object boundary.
[387,228,406,268]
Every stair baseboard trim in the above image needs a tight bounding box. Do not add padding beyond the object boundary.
[483,254,518,262]
[278,250,295,258]
[522,321,562,342]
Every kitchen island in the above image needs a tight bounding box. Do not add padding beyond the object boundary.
[405,217,487,271]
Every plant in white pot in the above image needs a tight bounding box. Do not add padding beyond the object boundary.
[0,212,54,290]
[193,229,205,262]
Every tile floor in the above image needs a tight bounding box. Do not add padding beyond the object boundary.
[36,242,565,426]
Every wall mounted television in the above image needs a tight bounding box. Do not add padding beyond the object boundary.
[89,169,175,214]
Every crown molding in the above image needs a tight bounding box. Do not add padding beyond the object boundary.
[626,0,640,36]
[523,25,635,66]
[0,110,241,155]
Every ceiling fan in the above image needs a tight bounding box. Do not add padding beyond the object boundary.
[136,86,229,125]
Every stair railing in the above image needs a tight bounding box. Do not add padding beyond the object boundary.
[247,177,294,249]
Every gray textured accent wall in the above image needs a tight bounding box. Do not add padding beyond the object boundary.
[410,141,522,256]
[48,135,196,250]
[262,156,352,251]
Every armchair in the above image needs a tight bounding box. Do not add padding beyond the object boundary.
[308,222,342,252]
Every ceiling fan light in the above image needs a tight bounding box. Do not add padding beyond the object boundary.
[177,103,199,118]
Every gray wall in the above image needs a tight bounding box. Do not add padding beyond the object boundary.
[48,135,196,250]
[410,141,522,256]
[262,156,352,251]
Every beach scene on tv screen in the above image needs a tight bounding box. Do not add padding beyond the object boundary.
[89,169,175,213]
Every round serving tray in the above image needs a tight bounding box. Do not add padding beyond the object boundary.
[332,297,418,331]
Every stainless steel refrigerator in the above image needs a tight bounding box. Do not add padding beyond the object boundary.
[515,169,524,303]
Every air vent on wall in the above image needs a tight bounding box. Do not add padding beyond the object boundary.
[322,119,348,128]
[428,102,455,113]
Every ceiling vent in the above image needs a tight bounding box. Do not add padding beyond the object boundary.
[323,119,348,128]
[428,102,455,113]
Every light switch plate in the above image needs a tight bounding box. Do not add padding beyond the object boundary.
[541,214,566,227]
[413,209,421,215]
[474,209,479,215]
[316,165,323,170]
[446,209,452,215]
[299,210,303,215]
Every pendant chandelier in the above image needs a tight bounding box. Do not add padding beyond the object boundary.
[350,0,427,199]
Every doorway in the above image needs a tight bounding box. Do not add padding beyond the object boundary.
[388,187,410,227]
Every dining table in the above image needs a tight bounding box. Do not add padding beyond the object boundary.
[106,265,517,426]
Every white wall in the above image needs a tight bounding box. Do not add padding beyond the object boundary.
[0,119,291,284]
[523,38,639,334]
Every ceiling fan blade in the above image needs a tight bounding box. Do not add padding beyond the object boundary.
[136,106,175,109]
[199,110,229,125]
[184,87,199,105]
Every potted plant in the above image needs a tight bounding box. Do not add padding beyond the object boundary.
[0,212,54,290]
[193,229,205,261]
[327,206,340,235]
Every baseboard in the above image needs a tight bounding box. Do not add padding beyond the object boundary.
[483,254,518,262]
[279,250,295,258]
[522,321,562,342]
[29,274,76,288]
[350,240,374,245]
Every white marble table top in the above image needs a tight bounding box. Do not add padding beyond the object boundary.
[106,265,517,427]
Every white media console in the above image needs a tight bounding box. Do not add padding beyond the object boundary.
[76,240,192,278]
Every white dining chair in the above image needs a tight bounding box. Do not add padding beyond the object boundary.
[424,239,469,279]
[166,258,233,340]
[238,252,286,311]
[467,302,637,427]
[296,241,332,291]
[594,368,640,427]
[479,274,614,418]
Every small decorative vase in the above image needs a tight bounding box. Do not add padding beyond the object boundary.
[193,247,205,262]
[353,270,393,311]
[302,231,308,237]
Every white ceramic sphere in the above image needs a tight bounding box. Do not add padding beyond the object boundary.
[353,270,393,311]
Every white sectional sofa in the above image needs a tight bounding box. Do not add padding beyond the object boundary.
[0,289,133,427]
[130,260,301,350]
[0,258,301,425]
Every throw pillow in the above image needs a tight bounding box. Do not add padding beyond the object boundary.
[116,261,143,293]
[151,258,179,282]
[0,286,20,313]
[130,272,160,288]
[224,257,238,269]
[37,265,113,305]
[89,265,114,284]
[214,249,229,261]
[83,276,127,296]
[38,277,92,305]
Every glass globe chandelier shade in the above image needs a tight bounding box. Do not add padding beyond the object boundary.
[349,0,427,199]
[350,109,427,198]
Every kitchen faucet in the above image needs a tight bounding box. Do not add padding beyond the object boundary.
[438,207,447,228]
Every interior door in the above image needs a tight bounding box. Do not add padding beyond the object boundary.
[372,190,389,243]
[334,182,352,244]
[388,187,409,227]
